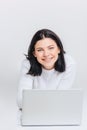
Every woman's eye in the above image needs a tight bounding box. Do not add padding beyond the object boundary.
[49,47,54,49]
[37,49,43,52]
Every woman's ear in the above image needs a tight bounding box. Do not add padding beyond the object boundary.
[33,51,36,57]
[58,48,60,54]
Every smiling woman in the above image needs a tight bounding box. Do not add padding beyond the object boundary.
[17,29,76,109]
[33,38,60,70]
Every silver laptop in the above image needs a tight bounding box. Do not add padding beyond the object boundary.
[21,89,83,126]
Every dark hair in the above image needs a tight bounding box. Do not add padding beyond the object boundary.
[26,29,66,76]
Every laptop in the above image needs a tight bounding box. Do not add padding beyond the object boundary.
[21,89,83,126]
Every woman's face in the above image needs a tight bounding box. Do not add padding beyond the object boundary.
[33,38,60,70]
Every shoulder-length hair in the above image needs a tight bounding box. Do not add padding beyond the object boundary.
[26,29,66,76]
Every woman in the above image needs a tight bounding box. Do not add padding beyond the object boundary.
[17,29,76,109]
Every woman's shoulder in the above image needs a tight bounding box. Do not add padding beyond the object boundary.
[21,58,30,70]
[64,53,76,66]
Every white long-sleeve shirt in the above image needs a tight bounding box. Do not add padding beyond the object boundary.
[17,53,76,109]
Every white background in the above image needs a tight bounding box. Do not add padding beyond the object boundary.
[0,0,87,130]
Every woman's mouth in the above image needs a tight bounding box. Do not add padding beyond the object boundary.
[42,57,53,62]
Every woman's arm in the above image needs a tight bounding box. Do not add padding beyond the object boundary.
[17,59,33,109]
[58,54,76,90]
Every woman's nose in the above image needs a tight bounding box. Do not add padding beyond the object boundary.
[43,50,49,56]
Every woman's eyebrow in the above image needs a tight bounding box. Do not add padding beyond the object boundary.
[48,45,55,47]
[36,45,55,49]
[36,47,43,50]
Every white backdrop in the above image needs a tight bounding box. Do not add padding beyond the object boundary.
[0,0,87,129]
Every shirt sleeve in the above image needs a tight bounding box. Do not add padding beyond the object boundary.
[58,54,76,90]
[17,59,33,109]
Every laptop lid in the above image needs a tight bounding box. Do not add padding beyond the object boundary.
[21,89,83,126]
